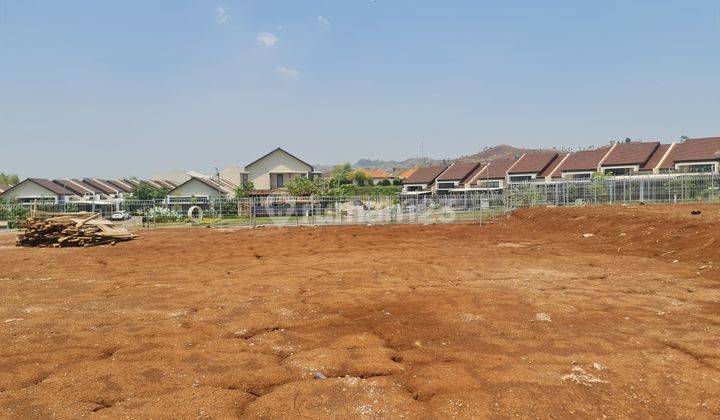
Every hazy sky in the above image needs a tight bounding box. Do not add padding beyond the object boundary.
[1,1,719,178]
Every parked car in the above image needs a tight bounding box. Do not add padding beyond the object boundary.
[111,210,131,221]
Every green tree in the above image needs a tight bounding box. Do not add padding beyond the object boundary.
[351,170,373,186]
[234,181,255,198]
[329,164,353,186]
[285,176,319,196]
[133,181,169,200]
[0,173,20,185]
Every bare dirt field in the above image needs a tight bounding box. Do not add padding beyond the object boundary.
[1,204,719,418]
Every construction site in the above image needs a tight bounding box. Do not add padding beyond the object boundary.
[0,203,718,418]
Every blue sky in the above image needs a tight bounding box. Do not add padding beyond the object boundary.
[1,0,718,178]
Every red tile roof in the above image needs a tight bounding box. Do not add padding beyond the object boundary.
[464,164,486,184]
[555,146,612,174]
[70,179,104,194]
[540,153,568,177]
[436,162,482,182]
[28,178,78,195]
[104,179,133,193]
[398,168,417,179]
[602,142,660,166]
[363,168,393,178]
[83,178,119,194]
[508,152,559,174]
[663,137,720,167]
[403,166,447,184]
[640,144,672,171]
[474,159,517,181]
[54,179,91,196]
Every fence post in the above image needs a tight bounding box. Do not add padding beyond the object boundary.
[252,197,256,227]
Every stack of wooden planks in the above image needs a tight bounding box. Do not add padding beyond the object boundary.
[17,212,136,247]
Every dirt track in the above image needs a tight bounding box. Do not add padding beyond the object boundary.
[1,204,719,418]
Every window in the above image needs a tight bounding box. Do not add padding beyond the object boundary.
[477,180,500,189]
[241,173,249,183]
[604,167,634,176]
[565,172,592,180]
[436,182,455,190]
[276,174,284,188]
[677,164,715,173]
[509,175,533,182]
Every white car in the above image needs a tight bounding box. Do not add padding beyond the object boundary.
[111,210,131,221]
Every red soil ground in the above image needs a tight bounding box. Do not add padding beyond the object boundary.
[0,204,718,418]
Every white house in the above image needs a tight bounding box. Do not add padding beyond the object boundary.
[0,178,80,203]
[221,148,321,191]
[167,176,237,201]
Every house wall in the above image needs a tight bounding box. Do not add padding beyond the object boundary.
[402,183,429,192]
[0,181,59,202]
[247,150,312,190]
[169,179,224,198]
[270,172,305,189]
[219,165,246,186]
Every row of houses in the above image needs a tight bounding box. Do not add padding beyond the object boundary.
[0,178,179,204]
[402,136,720,195]
[0,148,319,203]
[3,138,718,203]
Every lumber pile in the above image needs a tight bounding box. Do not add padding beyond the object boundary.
[17,212,136,247]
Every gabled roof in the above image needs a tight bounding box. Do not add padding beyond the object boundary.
[602,141,660,167]
[402,166,447,185]
[473,159,517,181]
[83,178,119,194]
[662,137,720,166]
[70,179,104,194]
[169,176,237,195]
[398,167,417,179]
[54,179,92,196]
[508,152,560,174]
[640,144,673,171]
[152,180,176,189]
[2,178,79,196]
[110,179,135,192]
[541,153,568,177]
[105,179,133,193]
[555,146,612,174]
[464,164,486,185]
[436,162,482,182]
[245,148,314,171]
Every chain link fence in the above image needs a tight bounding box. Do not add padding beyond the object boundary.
[0,193,508,230]
[2,174,717,231]
[506,173,720,208]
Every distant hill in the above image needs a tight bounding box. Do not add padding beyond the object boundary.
[455,144,555,163]
[353,157,445,173]
[341,144,556,174]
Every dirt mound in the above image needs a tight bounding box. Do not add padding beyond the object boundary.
[504,204,719,266]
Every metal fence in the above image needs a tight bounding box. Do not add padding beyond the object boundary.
[506,173,720,208]
[2,174,717,230]
[0,194,507,229]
